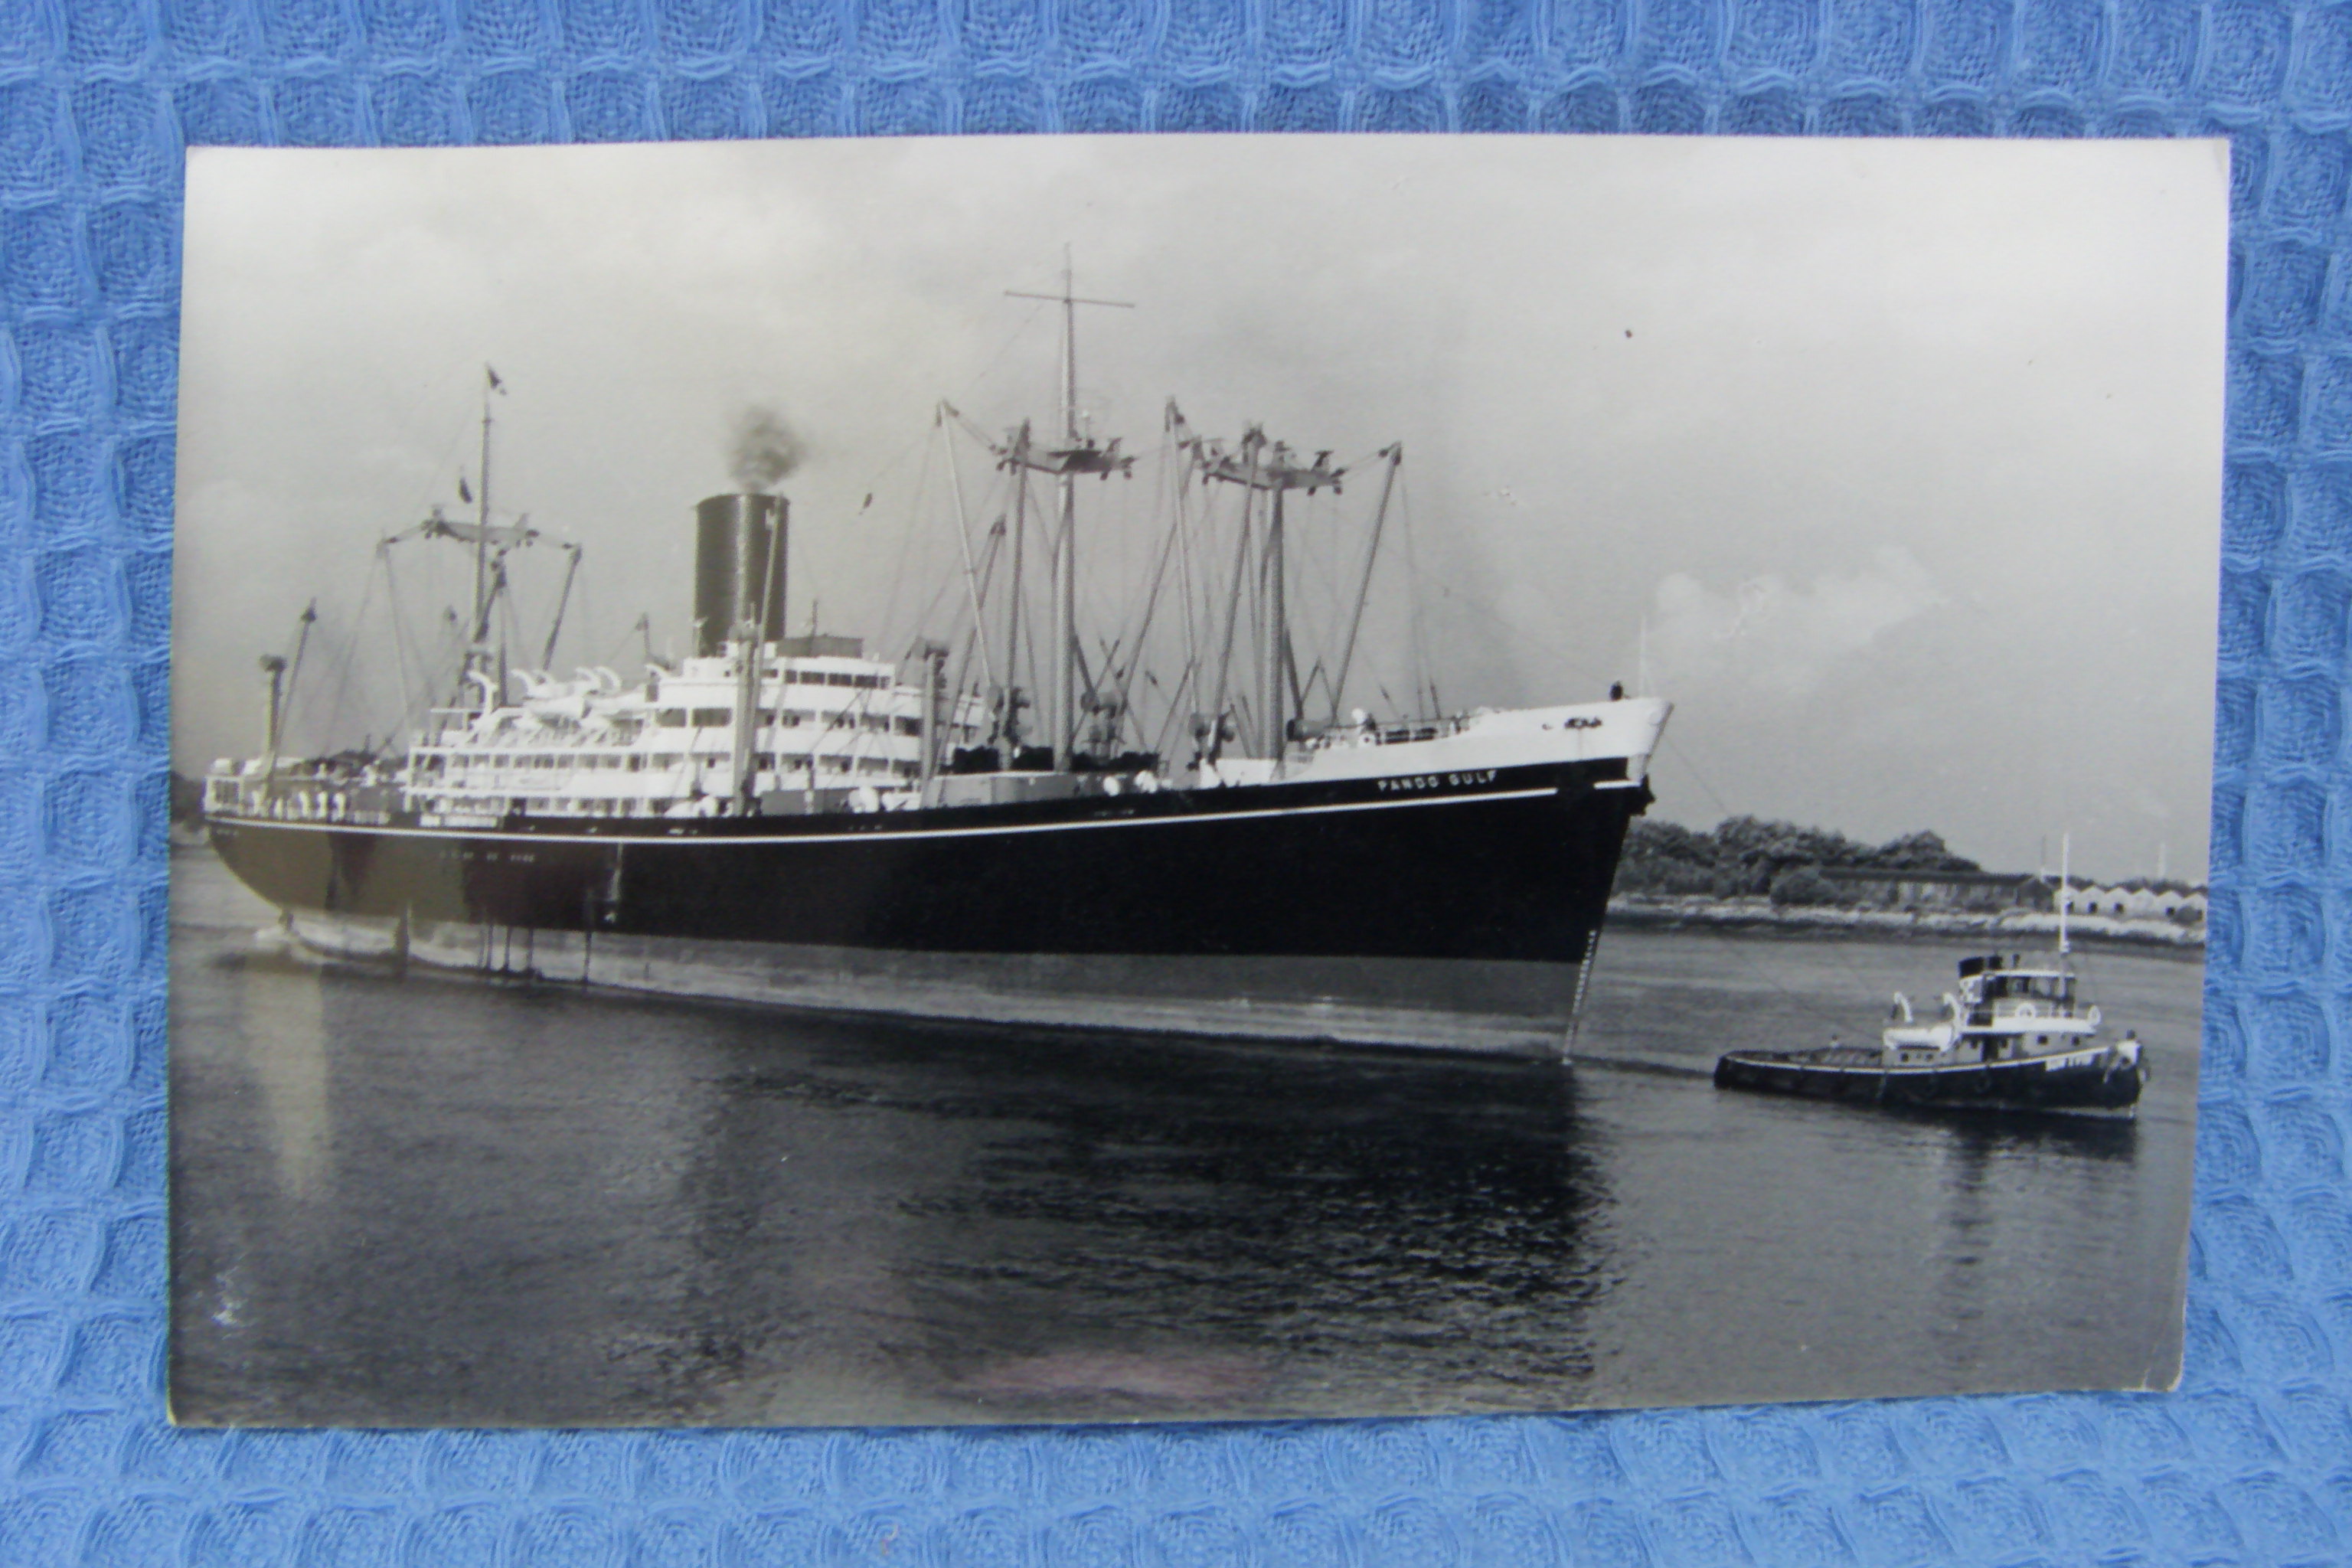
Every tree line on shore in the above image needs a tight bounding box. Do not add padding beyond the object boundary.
[1615,816,1982,904]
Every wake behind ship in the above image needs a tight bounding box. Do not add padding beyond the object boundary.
[201,276,1670,1056]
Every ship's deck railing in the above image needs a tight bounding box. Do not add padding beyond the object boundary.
[410,743,920,769]
[1967,1004,2092,1028]
[404,757,920,797]
[204,791,394,827]
[1298,714,1471,749]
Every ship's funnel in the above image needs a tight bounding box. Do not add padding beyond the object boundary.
[694,493,787,658]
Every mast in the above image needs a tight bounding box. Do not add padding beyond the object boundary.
[1267,480,1285,756]
[1055,443,1074,763]
[1331,444,1401,724]
[1005,431,1027,751]
[472,373,492,710]
[471,393,488,699]
[1005,255,1132,769]
[916,640,949,792]
[1053,251,1077,769]
[540,544,583,670]
[467,365,507,714]
[1207,472,1255,764]
[1197,430,1345,760]
[2058,831,2072,958]
[283,599,317,727]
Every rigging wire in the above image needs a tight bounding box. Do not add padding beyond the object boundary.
[1171,417,1202,747]
[950,507,1009,739]
[313,563,384,754]
[494,563,527,699]
[939,411,997,697]
[564,550,622,683]
[592,620,634,673]
[1147,657,1201,763]
[281,397,469,759]
[381,545,417,742]
[839,416,943,565]
[1393,550,1619,697]
[1393,466,1437,717]
[959,300,1054,411]
[871,426,938,657]
[1010,470,1047,727]
[1282,492,1346,697]
[897,572,965,675]
[1098,441,1193,753]
[1206,476,1254,750]
[1639,729,1897,1020]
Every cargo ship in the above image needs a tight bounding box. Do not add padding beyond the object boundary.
[199,276,1670,1057]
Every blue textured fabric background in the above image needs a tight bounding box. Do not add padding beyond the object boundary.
[0,0,2337,1561]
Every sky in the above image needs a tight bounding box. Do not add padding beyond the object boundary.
[173,135,2226,882]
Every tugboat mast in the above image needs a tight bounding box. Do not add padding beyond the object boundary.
[2059,831,2072,958]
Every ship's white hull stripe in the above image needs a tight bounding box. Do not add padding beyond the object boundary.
[216,783,1565,847]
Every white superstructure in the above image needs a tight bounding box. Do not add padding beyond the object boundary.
[205,639,989,826]
[407,643,986,822]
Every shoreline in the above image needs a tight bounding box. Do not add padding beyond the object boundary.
[1605,894,2204,957]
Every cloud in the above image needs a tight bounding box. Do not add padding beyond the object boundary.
[1642,546,1942,697]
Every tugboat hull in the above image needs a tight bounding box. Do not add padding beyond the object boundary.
[1714,1045,2146,1116]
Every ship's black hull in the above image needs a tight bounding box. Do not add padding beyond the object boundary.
[206,759,1649,1054]
[1713,1046,2146,1116]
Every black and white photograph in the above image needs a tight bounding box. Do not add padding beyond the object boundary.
[168,135,2223,1426]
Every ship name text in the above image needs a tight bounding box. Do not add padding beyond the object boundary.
[1378,769,1500,793]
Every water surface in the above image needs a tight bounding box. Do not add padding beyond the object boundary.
[171,850,2196,1426]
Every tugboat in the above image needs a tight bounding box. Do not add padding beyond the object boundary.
[1713,844,2147,1115]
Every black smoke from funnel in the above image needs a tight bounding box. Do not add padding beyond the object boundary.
[730,407,806,493]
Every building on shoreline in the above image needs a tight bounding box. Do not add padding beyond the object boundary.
[1810,867,2206,924]
[1815,868,2056,913]
[2067,880,2209,922]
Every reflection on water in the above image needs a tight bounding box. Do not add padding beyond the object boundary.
[170,851,2196,1426]
[238,951,332,1200]
[689,1024,1614,1423]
